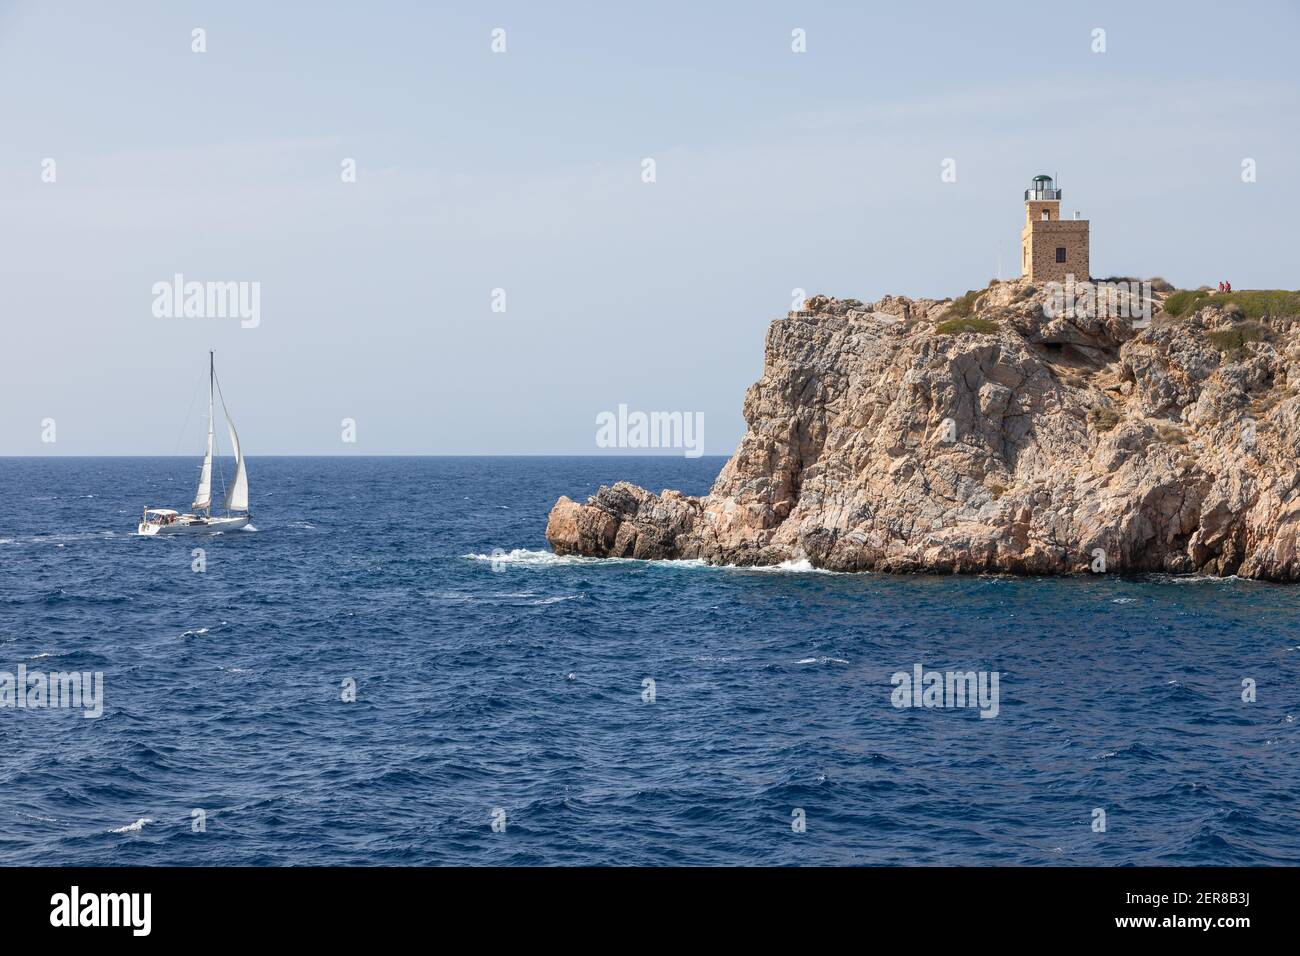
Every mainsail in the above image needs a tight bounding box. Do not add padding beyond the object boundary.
[192,355,214,511]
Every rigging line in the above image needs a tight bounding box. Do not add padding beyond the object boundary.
[213,369,228,505]
[214,368,235,421]
[216,438,228,502]
[172,368,204,456]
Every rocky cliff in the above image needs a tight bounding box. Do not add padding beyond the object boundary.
[546,280,1300,578]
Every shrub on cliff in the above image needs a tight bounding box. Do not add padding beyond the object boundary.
[936,317,999,336]
[1163,289,1210,317]
[939,287,988,322]
[1208,321,1265,352]
[1154,422,1188,444]
[1088,406,1121,431]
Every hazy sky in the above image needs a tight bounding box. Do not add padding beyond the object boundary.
[3,0,1297,455]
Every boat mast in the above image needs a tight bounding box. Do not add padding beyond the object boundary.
[207,351,214,517]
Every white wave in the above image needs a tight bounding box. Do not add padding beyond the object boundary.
[27,652,55,660]
[32,531,117,544]
[729,558,840,573]
[463,549,844,574]
[109,817,153,833]
[1144,573,1247,585]
[794,657,850,665]
[180,627,210,638]
[463,549,710,568]
[421,588,584,608]
[1111,597,1138,604]
[770,559,821,573]
[16,810,59,824]
[420,589,532,602]
[463,548,583,566]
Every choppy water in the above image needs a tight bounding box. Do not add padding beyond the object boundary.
[1,456,1297,865]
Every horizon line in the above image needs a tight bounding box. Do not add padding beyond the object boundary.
[0,453,732,459]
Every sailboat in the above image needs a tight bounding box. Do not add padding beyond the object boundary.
[138,352,252,536]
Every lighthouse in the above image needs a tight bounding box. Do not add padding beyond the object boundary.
[1020,174,1089,283]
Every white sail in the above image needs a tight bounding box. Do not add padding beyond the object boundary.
[222,413,248,513]
[192,361,214,511]
[193,428,213,510]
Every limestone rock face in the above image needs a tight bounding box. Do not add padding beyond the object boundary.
[546,280,1300,578]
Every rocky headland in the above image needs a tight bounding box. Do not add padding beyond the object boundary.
[546,280,1300,578]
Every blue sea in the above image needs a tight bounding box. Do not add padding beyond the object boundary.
[1,456,1297,866]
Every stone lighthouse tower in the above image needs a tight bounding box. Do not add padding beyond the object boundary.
[1020,174,1089,283]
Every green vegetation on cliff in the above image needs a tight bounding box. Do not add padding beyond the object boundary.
[1164,288,1300,320]
[936,317,999,336]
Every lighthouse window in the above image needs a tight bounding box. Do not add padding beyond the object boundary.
[1055,246,1067,263]
[1041,210,1049,220]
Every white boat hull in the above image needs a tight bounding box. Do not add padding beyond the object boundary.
[138,514,250,536]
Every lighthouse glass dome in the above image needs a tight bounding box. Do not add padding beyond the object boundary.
[1025,174,1061,201]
